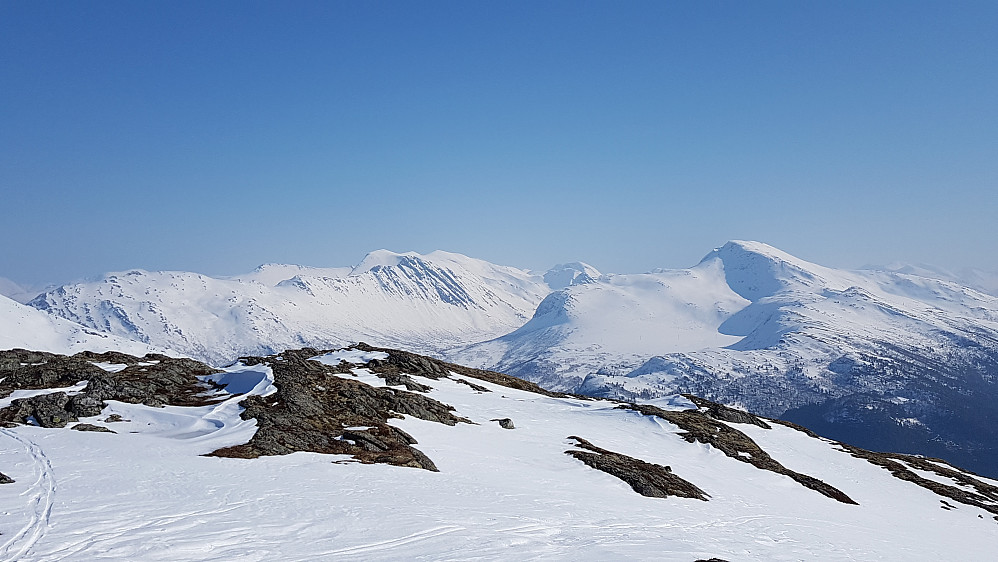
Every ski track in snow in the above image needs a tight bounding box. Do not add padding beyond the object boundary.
[316,525,465,558]
[35,501,255,561]
[0,428,56,561]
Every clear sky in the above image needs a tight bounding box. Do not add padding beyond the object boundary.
[2,1,996,285]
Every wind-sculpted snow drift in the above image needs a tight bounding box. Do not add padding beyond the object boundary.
[0,345,996,560]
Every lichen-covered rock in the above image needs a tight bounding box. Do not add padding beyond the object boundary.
[354,343,576,399]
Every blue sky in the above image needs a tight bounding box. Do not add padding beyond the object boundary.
[2,1,996,285]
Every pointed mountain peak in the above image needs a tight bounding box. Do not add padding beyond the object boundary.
[698,241,839,301]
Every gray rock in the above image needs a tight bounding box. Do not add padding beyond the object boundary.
[490,418,515,429]
[72,423,115,433]
[209,348,468,472]
[4,392,76,428]
[566,436,708,500]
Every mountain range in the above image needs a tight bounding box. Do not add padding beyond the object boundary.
[4,241,998,476]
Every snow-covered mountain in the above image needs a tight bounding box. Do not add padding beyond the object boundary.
[0,294,163,357]
[26,251,553,366]
[451,241,998,476]
[9,242,998,476]
[1,345,996,560]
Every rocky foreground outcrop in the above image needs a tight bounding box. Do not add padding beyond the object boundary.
[0,349,222,428]
[566,436,709,500]
[2,345,998,511]
[624,402,857,504]
[209,348,473,471]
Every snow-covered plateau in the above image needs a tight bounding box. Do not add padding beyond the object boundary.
[1,346,996,561]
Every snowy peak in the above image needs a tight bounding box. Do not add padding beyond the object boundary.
[350,249,422,275]
[22,252,551,365]
[700,240,843,301]
[230,263,352,287]
[543,262,601,290]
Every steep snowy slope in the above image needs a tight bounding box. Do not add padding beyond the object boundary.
[27,251,551,365]
[1,346,995,561]
[452,241,998,476]
[0,294,162,356]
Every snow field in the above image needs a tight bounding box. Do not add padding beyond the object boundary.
[0,357,996,560]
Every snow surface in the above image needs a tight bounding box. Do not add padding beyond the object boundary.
[0,357,995,560]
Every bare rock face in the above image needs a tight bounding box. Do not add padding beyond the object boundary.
[0,472,14,484]
[624,402,857,505]
[209,349,471,471]
[566,436,709,500]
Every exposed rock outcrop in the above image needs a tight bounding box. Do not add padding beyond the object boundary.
[72,423,115,433]
[209,348,471,471]
[837,444,998,515]
[624,402,857,505]
[491,418,515,429]
[683,394,770,428]
[0,349,224,427]
[566,436,709,500]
